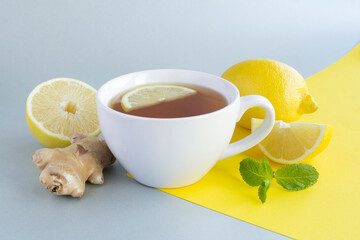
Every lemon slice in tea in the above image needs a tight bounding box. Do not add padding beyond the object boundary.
[251,118,333,164]
[121,84,197,112]
[26,78,100,148]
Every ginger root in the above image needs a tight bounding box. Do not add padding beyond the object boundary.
[32,133,115,197]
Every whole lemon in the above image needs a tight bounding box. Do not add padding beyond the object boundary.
[222,59,318,129]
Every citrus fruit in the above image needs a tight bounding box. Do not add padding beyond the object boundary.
[121,84,197,112]
[26,78,100,148]
[222,59,318,129]
[251,118,333,164]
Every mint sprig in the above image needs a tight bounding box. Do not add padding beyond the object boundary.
[239,157,319,203]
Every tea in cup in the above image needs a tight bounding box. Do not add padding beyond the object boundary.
[96,69,275,188]
[110,83,228,118]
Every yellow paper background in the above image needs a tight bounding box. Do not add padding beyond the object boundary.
[160,44,360,239]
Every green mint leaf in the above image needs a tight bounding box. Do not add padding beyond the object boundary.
[239,157,273,187]
[275,163,319,191]
[258,180,271,203]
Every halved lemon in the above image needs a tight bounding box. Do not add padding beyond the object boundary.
[251,118,333,164]
[121,84,197,112]
[26,78,100,148]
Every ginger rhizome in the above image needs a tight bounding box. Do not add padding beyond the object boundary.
[32,133,115,197]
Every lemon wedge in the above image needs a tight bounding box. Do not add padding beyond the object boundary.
[251,118,333,164]
[121,84,197,112]
[26,78,100,148]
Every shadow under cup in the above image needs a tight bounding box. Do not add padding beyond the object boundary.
[96,69,240,188]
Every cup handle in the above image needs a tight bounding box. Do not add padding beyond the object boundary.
[220,95,275,160]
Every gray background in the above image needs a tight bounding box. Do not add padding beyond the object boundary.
[1,0,359,239]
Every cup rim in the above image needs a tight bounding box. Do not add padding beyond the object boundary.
[97,69,240,121]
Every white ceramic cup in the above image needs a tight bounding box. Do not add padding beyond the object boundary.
[97,69,275,188]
